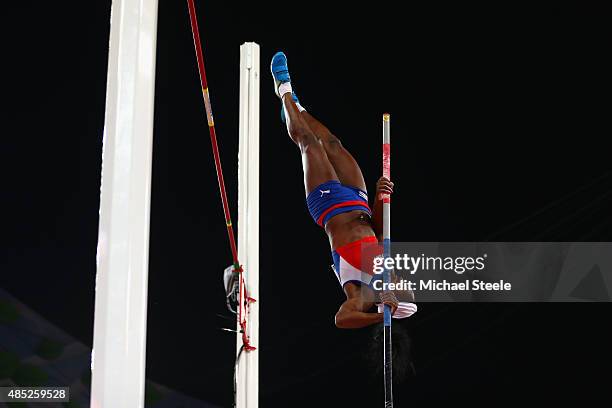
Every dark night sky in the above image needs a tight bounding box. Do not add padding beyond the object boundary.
[2,1,612,407]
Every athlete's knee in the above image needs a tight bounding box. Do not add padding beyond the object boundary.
[322,134,343,154]
[299,133,324,154]
[291,126,318,147]
[289,123,312,142]
[323,132,341,144]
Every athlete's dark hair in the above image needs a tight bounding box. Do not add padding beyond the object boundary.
[365,322,415,383]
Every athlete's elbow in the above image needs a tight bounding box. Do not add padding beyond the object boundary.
[334,312,350,329]
[335,312,364,329]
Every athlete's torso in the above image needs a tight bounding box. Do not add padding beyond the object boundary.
[325,210,376,250]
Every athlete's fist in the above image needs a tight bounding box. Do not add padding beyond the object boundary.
[379,291,399,315]
[376,176,394,199]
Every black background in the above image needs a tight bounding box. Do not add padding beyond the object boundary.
[2,1,611,407]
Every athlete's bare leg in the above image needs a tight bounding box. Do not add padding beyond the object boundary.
[300,111,367,193]
[282,94,338,195]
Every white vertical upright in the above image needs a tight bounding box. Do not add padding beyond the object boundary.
[236,42,260,408]
[91,1,158,407]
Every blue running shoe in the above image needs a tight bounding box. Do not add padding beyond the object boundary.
[271,51,291,98]
[280,92,301,123]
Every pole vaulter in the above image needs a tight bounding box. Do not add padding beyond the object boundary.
[269,51,417,404]
[185,4,416,399]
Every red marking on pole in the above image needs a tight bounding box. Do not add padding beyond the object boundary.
[382,143,391,204]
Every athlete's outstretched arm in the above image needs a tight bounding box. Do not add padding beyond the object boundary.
[335,283,398,329]
[335,297,381,328]
[370,176,394,240]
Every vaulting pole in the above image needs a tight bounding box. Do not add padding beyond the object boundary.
[382,113,393,407]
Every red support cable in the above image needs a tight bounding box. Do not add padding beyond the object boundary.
[186,0,254,350]
[187,0,239,267]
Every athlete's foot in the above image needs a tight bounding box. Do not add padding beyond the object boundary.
[271,51,306,122]
[270,51,291,98]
